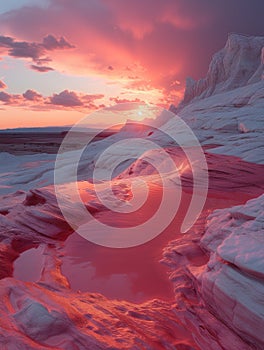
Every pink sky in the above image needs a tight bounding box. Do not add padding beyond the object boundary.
[0,0,263,128]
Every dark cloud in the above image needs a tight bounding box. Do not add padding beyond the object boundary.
[23,89,42,101]
[0,88,104,110]
[42,34,74,50]
[50,90,84,107]
[0,34,74,71]
[0,37,43,60]
[0,91,12,102]
[49,90,104,108]
[30,64,54,72]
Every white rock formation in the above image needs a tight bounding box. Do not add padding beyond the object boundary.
[160,34,264,349]
[165,34,264,164]
[178,33,264,106]
[176,80,264,163]
[198,195,264,349]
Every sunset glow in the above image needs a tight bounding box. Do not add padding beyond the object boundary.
[0,0,263,128]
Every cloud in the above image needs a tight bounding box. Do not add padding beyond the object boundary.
[125,79,153,92]
[81,93,105,105]
[0,34,74,72]
[0,88,104,112]
[0,1,211,105]
[23,89,43,101]
[42,34,74,50]
[110,97,142,104]
[50,90,83,107]
[30,64,54,72]
[0,91,12,102]
[50,90,105,109]
[0,2,208,68]
[0,80,7,89]
[0,35,43,60]
[104,0,206,40]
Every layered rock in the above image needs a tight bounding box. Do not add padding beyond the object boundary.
[198,195,264,349]
[0,188,73,245]
[165,35,264,164]
[177,34,264,107]
[0,276,201,350]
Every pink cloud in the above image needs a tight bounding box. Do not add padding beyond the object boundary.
[0,11,176,108]
[0,80,7,89]
[110,97,142,104]
[0,1,206,105]
[102,0,207,40]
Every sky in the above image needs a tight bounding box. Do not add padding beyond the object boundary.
[0,0,263,128]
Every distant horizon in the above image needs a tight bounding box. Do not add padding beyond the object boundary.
[0,125,120,132]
